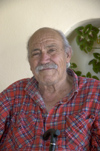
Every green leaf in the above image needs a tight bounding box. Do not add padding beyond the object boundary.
[96,62,100,71]
[86,72,91,78]
[76,35,85,45]
[83,49,88,53]
[88,31,97,41]
[83,24,92,35]
[86,40,93,47]
[91,26,99,34]
[87,46,92,52]
[82,75,86,77]
[92,76,99,80]
[80,44,86,50]
[88,59,95,65]
[93,53,100,59]
[93,67,99,73]
[92,59,97,66]
[70,63,77,68]
[75,71,82,76]
[75,26,84,35]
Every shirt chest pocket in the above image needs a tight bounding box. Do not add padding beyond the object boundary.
[64,112,95,150]
[9,113,41,148]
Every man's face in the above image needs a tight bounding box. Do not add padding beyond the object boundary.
[28,29,71,86]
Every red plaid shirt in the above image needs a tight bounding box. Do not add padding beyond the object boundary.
[0,69,100,151]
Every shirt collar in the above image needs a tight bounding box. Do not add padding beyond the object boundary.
[25,68,79,98]
[67,68,79,93]
[25,76,39,98]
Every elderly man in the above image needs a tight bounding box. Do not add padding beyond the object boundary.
[0,27,100,151]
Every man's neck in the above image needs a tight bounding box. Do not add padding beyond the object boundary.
[38,74,73,103]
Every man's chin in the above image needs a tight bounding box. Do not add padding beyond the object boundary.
[38,69,56,77]
[39,77,57,86]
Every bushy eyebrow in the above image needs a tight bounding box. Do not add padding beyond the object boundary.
[45,44,57,48]
[31,48,41,53]
[31,44,58,53]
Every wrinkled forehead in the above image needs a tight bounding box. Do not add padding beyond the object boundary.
[28,28,63,49]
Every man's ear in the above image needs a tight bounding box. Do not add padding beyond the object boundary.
[28,59,32,71]
[66,47,72,63]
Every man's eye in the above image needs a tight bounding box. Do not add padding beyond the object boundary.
[49,49,55,53]
[32,53,40,56]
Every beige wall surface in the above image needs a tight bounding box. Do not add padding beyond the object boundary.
[0,0,100,92]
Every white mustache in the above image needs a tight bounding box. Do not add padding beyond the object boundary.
[35,63,58,72]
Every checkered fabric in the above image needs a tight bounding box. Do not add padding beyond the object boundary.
[0,69,100,151]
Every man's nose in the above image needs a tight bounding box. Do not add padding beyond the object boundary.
[40,52,50,64]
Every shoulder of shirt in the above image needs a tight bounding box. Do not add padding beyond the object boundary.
[78,76,100,90]
[78,76,100,83]
[1,78,32,93]
[68,68,100,85]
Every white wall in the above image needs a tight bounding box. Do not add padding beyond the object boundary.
[0,0,100,92]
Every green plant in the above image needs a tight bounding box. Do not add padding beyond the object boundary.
[70,62,99,80]
[75,24,99,53]
[88,52,100,73]
[70,24,100,80]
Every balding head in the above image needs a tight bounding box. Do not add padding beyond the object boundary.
[27,27,72,60]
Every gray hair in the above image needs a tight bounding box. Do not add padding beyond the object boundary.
[27,28,72,61]
[54,29,72,53]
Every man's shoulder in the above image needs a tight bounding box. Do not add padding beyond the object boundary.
[0,78,32,103]
[1,78,31,94]
[78,76,100,91]
[79,76,100,84]
[68,68,100,86]
[9,78,31,89]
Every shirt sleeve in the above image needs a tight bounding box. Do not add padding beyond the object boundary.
[0,90,11,140]
[91,101,100,150]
